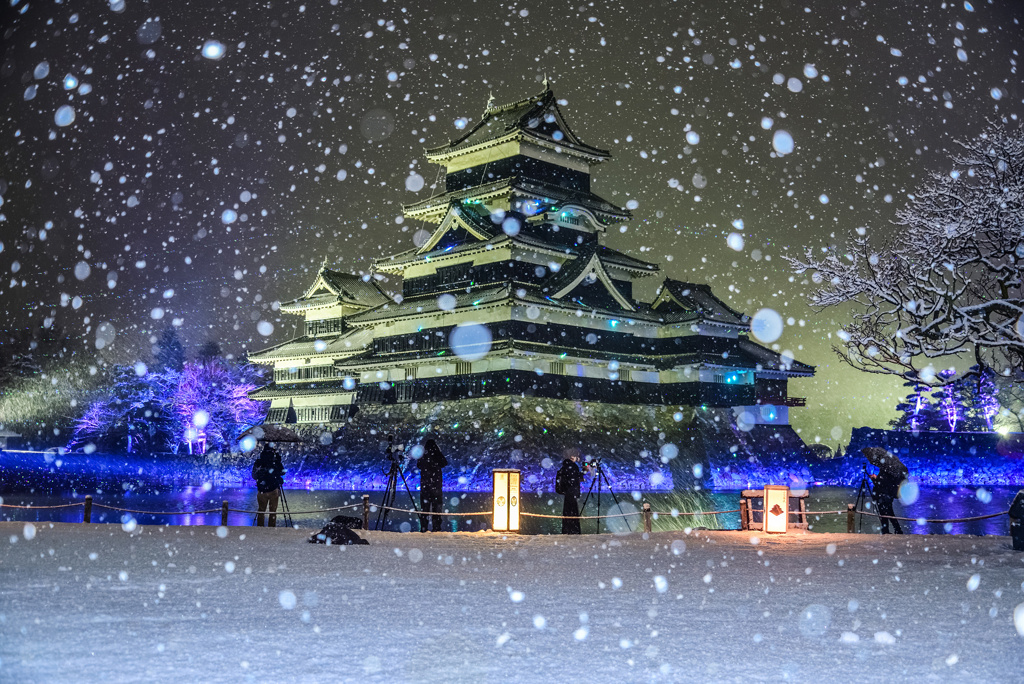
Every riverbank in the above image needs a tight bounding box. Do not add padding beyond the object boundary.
[1,522,1022,682]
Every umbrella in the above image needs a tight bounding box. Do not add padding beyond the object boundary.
[861,447,888,466]
[242,424,304,443]
[862,447,907,477]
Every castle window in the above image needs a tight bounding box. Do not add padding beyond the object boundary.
[295,406,334,423]
[306,319,345,337]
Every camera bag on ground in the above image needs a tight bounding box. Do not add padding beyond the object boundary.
[308,515,369,545]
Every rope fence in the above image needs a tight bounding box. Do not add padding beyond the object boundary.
[226,503,364,516]
[0,502,89,510]
[853,508,1010,524]
[0,498,1014,533]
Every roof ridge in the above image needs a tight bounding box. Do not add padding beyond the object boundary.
[484,87,550,115]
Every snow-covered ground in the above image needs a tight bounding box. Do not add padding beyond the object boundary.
[2,522,1023,683]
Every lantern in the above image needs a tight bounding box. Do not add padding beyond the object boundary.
[492,469,521,532]
[763,485,790,534]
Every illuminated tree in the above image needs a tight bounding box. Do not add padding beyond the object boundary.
[168,358,266,453]
[70,360,267,454]
[70,366,174,453]
[890,367,1001,432]
[889,381,944,432]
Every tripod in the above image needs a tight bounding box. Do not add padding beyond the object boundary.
[375,436,420,531]
[278,488,293,528]
[579,460,630,534]
[853,465,874,533]
[252,487,291,527]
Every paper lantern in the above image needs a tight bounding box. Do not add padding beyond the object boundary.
[492,469,521,532]
[763,485,790,534]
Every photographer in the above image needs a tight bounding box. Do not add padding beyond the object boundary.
[555,448,582,535]
[418,439,448,532]
[862,447,907,535]
[252,442,285,527]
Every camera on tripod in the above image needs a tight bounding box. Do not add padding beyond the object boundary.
[375,433,417,530]
[581,457,601,469]
[384,434,405,462]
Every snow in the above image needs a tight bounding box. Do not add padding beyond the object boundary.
[2,522,1023,682]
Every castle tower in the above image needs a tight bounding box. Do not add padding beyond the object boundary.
[249,85,815,490]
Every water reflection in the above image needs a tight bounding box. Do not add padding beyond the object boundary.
[1,486,1018,537]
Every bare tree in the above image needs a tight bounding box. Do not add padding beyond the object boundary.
[786,122,1024,386]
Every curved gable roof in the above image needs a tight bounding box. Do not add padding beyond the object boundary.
[425,87,611,161]
[653,279,749,327]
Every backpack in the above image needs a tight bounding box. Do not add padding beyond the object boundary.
[555,465,566,495]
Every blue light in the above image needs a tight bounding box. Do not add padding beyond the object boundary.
[63,74,79,90]
[609,319,619,328]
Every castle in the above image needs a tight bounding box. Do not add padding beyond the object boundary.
[248,85,815,491]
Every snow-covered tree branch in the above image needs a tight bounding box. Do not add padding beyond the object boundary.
[786,122,1024,386]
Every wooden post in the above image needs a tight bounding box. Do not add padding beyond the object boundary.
[221,500,229,527]
[739,497,749,531]
[362,494,370,530]
[847,503,855,533]
[642,503,652,534]
[84,495,92,523]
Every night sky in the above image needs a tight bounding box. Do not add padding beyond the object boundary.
[1,0,1022,447]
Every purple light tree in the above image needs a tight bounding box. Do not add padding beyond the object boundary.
[71,358,267,454]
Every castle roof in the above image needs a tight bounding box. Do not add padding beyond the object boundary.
[280,266,391,313]
[652,279,749,328]
[424,86,611,163]
[247,328,373,362]
[402,176,629,223]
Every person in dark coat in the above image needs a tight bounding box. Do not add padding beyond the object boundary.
[418,439,448,532]
[252,443,285,527]
[863,447,907,534]
[556,450,582,535]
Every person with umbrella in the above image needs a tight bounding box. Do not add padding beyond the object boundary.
[862,447,908,535]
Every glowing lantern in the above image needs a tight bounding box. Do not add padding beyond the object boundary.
[763,485,790,534]
[492,469,521,532]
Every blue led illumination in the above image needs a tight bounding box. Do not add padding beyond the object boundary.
[8,428,1021,496]
[0,449,675,494]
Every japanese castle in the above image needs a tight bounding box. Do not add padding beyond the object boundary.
[249,84,815,489]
